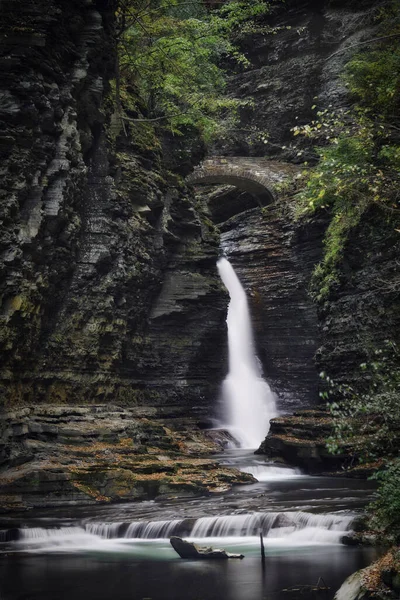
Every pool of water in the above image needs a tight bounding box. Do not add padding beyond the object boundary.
[0,451,378,600]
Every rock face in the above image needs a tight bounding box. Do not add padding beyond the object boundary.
[255,409,349,474]
[214,0,379,160]
[0,0,226,413]
[170,536,244,560]
[315,206,400,392]
[0,0,230,507]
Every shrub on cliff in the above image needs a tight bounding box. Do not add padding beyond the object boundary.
[372,459,400,539]
[294,1,400,302]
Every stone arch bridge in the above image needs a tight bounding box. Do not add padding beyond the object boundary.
[187,157,300,205]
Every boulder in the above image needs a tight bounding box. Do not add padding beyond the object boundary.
[334,570,369,600]
[170,536,244,560]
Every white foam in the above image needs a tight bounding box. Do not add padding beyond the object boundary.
[240,465,302,481]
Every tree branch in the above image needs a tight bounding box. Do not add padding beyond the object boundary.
[327,33,400,61]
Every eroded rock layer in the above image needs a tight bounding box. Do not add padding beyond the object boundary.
[0,0,226,412]
[0,404,253,510]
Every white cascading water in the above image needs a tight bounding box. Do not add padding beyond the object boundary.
[217,257,277,448]
[11,512,353,550]
[240,465,301,481]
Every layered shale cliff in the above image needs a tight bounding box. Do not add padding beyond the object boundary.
[0,0,226,413]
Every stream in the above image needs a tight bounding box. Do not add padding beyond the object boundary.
[0,450,377,600]
[0,261,378,599]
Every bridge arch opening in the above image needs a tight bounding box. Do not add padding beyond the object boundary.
[187,158,299,223]
[188,172,274,203]
[187,161,279,224]
[195,185,265,224]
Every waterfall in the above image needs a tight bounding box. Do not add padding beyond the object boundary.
[18,527,85,539]
[217,257,277,448]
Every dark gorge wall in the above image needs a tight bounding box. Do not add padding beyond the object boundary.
[0,0,234,509]
[215,0,378,159]
[0,0,226,414]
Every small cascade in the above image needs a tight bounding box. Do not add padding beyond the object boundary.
[85,519,193,540]
[18,527,85,539]
[4,512,353,550]
[240,465,301,481]
[188,511,353,541]
[85,522,124,539]
[123,519,187,539]
[217,258,277,448]
[13,526,95,551]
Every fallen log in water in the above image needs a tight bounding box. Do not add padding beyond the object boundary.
[170,536,244,560]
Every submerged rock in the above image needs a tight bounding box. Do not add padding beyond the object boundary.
[170,536,244,560]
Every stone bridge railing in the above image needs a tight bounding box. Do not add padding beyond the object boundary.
[186,157,300,203]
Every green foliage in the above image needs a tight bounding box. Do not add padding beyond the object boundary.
[296,117,399,300]
[323,342,400,534]
[115,0,273,142]
[371,459,400,536]
[346,2,400,117]
[324,342,400,461]
[294,3,400,301]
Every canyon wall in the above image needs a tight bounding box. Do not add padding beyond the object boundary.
[0,0,230,509]
[0,0,226,417]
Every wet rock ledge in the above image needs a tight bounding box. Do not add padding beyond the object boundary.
[0,405,254,512]
[256,408,374,476]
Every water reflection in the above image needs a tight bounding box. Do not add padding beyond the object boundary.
[0,547,377,600]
